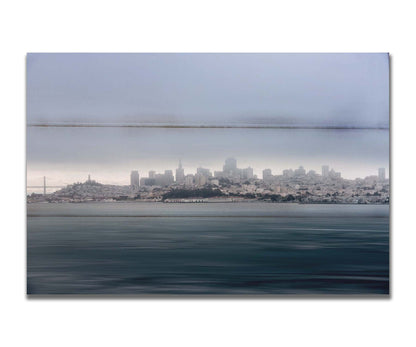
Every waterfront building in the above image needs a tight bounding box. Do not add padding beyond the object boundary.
[272,184,281,193]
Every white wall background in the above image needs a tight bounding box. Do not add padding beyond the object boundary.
[1,1,414,346]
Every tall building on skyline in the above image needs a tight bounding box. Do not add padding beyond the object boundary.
[223,157,238,178]
[176,160,185,184]
[185,174,194,186]
[263,169,272,181]
[130,170,140,188]
[242,167,254,180]
[194,173,207,186]
[378,167,386,180]
[322,165,329,178]
[163,170,174,185]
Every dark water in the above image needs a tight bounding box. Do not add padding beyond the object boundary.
[27,203,389,295]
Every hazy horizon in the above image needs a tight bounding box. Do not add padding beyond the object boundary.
[27,127,389,188]
[27,161,389,189]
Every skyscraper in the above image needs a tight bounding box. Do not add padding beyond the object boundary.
[242,167,254,180]
[185,174,194,186]
[322,165,329,178]
[223,157,237,177]
[378,168,386,180]
[263,169,272,181]
[130,170,140,187]
[164,170,175,185]
[195,173,207,186]
[176,160,185,183]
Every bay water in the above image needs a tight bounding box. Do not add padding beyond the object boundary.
[27,202,389,295]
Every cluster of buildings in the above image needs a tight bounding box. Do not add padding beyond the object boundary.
[124,158,389,204]
[131,158,256,188]
[27,158,389,204]
[130,158,386,188]
[27,179,132,203]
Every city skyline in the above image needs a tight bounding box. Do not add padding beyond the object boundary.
[28,158,389,189]
[28,155,389,205]
[128,159,388,184]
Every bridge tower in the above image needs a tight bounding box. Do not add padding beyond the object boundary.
[43,176,46,196]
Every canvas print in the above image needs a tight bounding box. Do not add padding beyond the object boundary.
[27,53,390,295]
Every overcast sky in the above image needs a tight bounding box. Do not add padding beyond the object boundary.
[26,53,389,186]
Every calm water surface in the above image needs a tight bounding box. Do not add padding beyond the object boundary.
[27,202,389,295]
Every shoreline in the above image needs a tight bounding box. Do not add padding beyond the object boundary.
[26,200,390,206]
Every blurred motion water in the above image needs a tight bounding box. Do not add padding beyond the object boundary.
[27,202,389,295]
